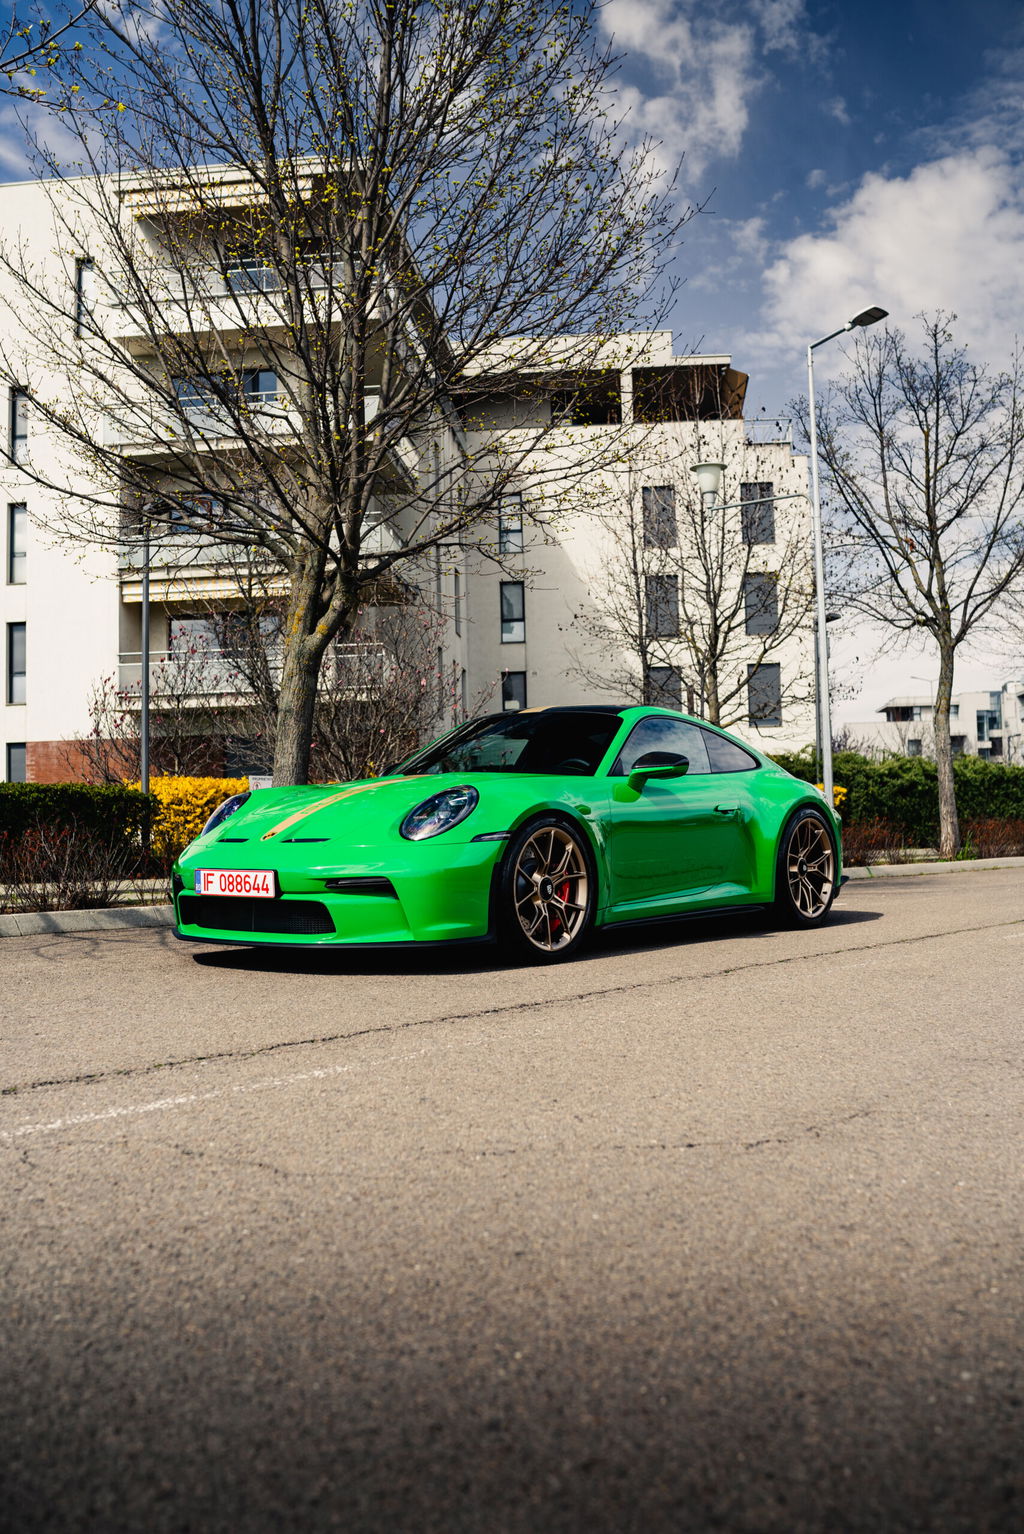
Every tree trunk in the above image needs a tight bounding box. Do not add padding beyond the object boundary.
[933,639,959,859]
[273,640,322,785]
[704,662,720,725]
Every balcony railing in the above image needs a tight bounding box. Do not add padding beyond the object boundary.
[117,642,391,699]
[744,418,794,446]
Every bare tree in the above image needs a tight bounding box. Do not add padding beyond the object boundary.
[77,640,253,781]
[1,4,92,95]
[78,564,463,783]
[0,0,688,783]
[569,442,814,730]
[806,314,1024,856]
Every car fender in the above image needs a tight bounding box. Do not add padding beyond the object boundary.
[486,802,611,934]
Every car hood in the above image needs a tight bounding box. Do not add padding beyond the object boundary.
[189,773,541,854]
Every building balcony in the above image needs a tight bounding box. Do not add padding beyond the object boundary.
[745,418,794,447]
[105,263,348,349]
[117,641,391,700]
[103,390,419,486]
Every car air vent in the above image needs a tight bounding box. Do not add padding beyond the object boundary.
[218,837,248,843]
[323,876,398,897]
[179,894,334,936]
[282,837,329,843]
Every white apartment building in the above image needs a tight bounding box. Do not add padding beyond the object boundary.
[1,175,814,783]
[844,684,1024,764]
[461,331,814,751]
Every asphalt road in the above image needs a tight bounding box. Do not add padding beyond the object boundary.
[2,870,1023,1534]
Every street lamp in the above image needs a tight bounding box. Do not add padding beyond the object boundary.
[807,305,888,806]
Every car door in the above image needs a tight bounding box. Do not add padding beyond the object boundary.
[604,716,756,915]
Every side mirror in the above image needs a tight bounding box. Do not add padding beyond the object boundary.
[627,757,689,792]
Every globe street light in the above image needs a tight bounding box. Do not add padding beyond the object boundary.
[807,305,888,807]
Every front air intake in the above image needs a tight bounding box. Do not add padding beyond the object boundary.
[178,895,335,936]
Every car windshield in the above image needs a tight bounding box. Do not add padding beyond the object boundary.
[396,711,624,776]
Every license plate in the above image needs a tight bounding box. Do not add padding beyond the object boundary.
[195,868,277,898]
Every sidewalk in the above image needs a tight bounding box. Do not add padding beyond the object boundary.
[3,855,1022,938]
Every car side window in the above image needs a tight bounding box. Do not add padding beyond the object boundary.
[701,728,759,773]
[611,717,712,776]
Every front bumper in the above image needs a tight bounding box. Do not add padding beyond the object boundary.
[173,836,505,946]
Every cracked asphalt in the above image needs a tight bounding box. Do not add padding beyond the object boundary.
[2,869,1023,1533]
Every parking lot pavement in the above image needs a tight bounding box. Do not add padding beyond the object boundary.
[2,869,1023,1533]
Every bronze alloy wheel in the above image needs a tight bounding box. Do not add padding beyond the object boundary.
[510,822,591,954]
[784,811,836,920]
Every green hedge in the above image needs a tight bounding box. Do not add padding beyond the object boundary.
[0,783,155,842]
[770,750,1024,845]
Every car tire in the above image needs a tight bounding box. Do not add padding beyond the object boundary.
[773,805,839,928]
[495,815,596,962]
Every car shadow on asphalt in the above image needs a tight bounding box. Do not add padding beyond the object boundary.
[186,904,885,978]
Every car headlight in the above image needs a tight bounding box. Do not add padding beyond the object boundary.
[201,792,251,836]
[400,785,479,841]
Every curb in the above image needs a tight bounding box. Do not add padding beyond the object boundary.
[0,905,176,938]
[845,855,1024,880]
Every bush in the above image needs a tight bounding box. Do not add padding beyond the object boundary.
[770,749,1024,845]
[839,818,913,867]
[0,782,154,847]
[139,776,250,863]
[0,822,147,913]
[960,818,1024,858]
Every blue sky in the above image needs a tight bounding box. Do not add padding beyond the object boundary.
[601,0,1024,405]
[599,0,1024,715]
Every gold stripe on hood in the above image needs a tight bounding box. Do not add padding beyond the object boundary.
[260,779,403,841]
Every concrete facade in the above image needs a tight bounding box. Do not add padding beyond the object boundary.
[843,684,1024,764]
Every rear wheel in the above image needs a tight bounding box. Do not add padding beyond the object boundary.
[497,817,595,962]
[774,807,838,927]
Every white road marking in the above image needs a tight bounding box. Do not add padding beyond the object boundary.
[0,1049,433,1143]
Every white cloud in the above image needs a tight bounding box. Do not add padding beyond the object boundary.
[598,0,819,186]
[805,167,827,189]
[747,147,1024,375]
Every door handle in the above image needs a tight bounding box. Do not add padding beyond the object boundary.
[714,804,738,815]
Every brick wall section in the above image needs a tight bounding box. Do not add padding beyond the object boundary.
[25,740,105,783]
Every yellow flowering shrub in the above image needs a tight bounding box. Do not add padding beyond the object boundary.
[816,782,848,811]
[132,776,249,863]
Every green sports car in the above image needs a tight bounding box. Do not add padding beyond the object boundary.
[172,705,842,961]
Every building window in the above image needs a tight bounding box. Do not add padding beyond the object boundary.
[501,670,527,711]
[74,256,95,335]
[5,742,26,782]
[500,581,525,643]
[498,495,524,554]
[645,573,679,637]
[740,482,775,544]
[9,389,28,463]
[648,664,682,709]
[454,571,462,636]
[907,738,922,757]
[241,367,279,404]
[747,662,781,726]
[950,735,966,757]
[7,621,26,704]
[7,504,26,584]
[743,572,778,635]
[642,485,677,548]
[224,258,277,293]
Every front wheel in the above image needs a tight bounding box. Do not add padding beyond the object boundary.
[773,807,838,927]
[496,817,596,962]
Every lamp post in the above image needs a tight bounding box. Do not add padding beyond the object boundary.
[807,305,888,806]
[140,514,151,796]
